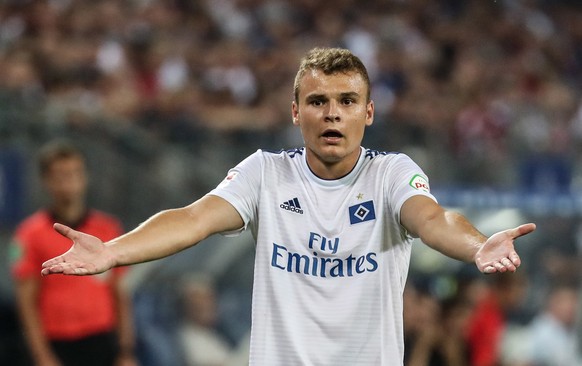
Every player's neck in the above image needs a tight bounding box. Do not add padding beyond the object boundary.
[305,149,360,180]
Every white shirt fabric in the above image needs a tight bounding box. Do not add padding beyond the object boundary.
[179,324,233,366]
[208,146,436,366]
[527,313,582,366]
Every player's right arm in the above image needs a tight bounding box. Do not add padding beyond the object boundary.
[41,195,244,276]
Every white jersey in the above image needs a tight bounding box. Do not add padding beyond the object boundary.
[208,146,436,366]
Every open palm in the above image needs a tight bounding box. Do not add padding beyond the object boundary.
[41,223,114,276]
[474,223,536,274]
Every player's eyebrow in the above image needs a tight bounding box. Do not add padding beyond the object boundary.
[305,93,328,103]
[339,91,361,100]
[305,91,361,103]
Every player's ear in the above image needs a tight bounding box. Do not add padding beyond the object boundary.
[292,101,300,126]
[365,100,374,126]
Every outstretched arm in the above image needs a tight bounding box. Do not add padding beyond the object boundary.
[41,195,244,276]
[401,195,536,274]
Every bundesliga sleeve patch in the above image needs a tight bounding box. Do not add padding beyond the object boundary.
[217,171,238,188]
[409,174,430,193]
[349,200,376,225]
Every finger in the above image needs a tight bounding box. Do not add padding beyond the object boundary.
[494,262,507,273]
[42,264,90,276]
[41,264,64,276]
[509,252,521,267]
[64,267,91,275]
[483,265,497,274]
[509,223,536,239]
[42,255,65,270]
[53,223,81,241]
[501,258,517,272]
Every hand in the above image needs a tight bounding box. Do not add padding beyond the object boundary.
[115,353,139,366]
[36,353,63,366]
[474,223,536,274]
[41,223,115,276]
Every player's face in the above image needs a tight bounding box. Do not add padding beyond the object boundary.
[43,156,88,206]
[292,69,374,178]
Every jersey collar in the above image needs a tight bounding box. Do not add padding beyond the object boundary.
[301,146,365,187]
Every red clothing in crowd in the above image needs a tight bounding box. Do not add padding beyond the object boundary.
[11,210,126,340]
[466,294,505,366]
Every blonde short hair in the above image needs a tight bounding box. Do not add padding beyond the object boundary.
[293,47,371,104]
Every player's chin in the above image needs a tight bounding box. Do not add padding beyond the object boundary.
[319,140,347,152]
[318,149,345,163]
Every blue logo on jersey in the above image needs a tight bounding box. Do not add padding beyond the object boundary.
[287,148,304,158]
[349,200,376,225]
[270,231,379,278]
[280,197,303,214]
[364,149,399,159]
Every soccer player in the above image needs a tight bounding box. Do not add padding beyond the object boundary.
[41,48,535,365]
[11,140,137,366]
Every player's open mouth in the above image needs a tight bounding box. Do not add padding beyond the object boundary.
[321,130,343,143]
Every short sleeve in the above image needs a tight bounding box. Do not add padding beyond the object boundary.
[206,150,263,234]
[385,154,437,227]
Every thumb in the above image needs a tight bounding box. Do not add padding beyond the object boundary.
[508,223,536,239]
[53,223,80,242]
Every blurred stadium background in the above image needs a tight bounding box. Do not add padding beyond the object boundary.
[0,0,581,365]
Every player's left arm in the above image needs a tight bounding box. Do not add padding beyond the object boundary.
[400,195,536,274]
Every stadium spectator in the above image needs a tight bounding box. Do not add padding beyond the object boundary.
[10,140,137,366]
[466,272,528,366]
[403,278,472,366]
[178,273,234,366]
[526,283,582,366]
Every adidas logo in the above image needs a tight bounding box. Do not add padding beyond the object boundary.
[280,197,304,214]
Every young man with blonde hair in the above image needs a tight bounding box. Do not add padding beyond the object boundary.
[42,48,535,365]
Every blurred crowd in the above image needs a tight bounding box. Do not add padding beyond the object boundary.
[1,0,582,365]
[404,268,582,366]
[1,0,582,189]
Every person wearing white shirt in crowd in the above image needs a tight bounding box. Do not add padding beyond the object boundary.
[527,284,582,366]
